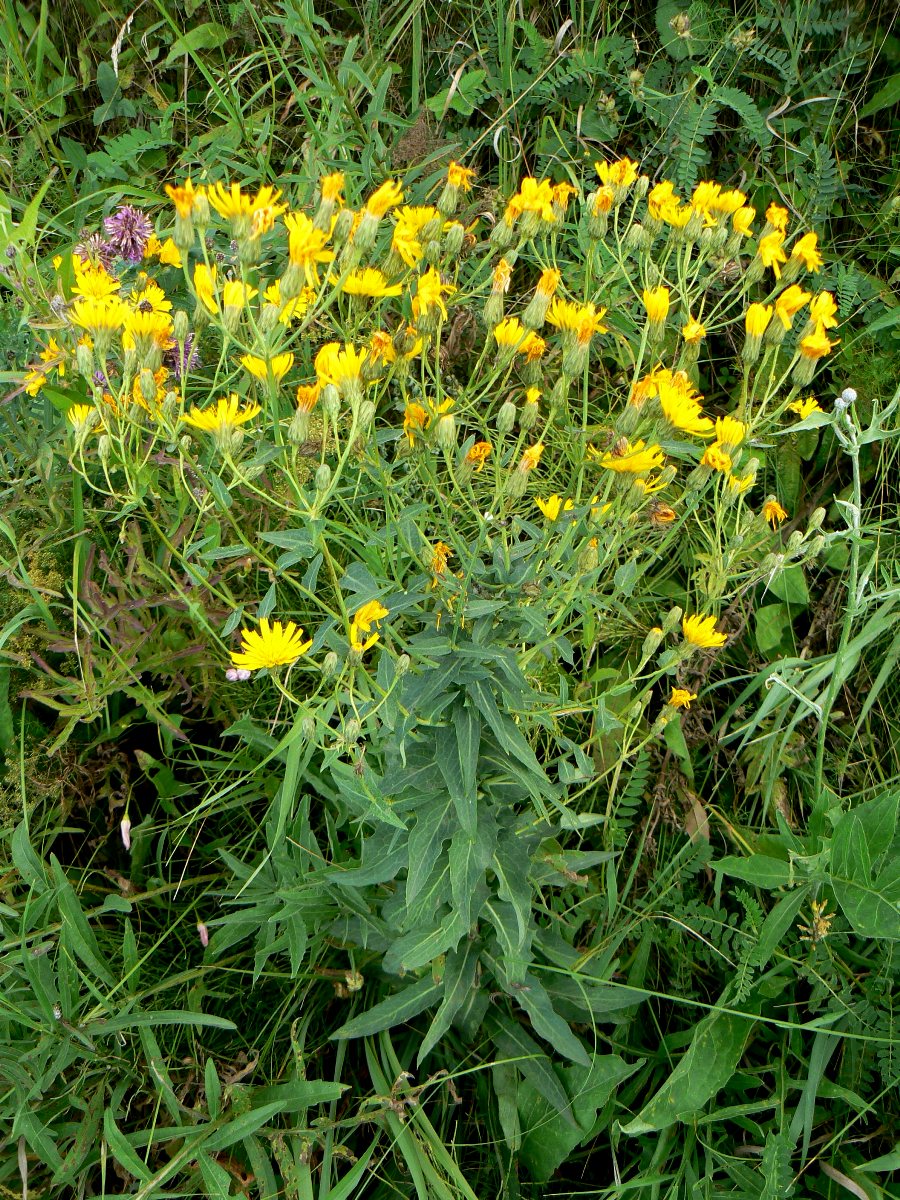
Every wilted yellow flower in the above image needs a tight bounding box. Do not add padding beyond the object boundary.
[669,687,698,709]
[320,172,345,203]
[682,613,727,649]
[447,161,476,191]
[183,393,261,432]
[230,617,312,672]
[701,442,732,472]
[403,402,428,446]
[431,541,452,581]
[592,439,665,474]
[763,498,788,528]
[727,471,755,494]
[535,494,574,521]
[519,442,544,472]
[551,181,578,211]
[799,328,838,360]
[536,268,561,298]
[774,285,811,329]
[765,203,789,233]
[342,268,403,298]
[241,351,295,382]
[295,382,321,413]
[593,186,615,215]
[492,258,514,293]
[681,317,706,344]
[791,232,822,273]
[466,441,492,471]
[65,403,98,430]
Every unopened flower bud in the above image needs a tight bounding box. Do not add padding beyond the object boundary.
[396,653,411,676]
[321,384,340,421]
[76,342,95,380]
[120,815,131,851]
[345,718,361,744]
[444,221,465,256]
[497,400,517,435]
[786,530,804,554]
[662,606,683,635]
[97,433,111,463]
[315,463,332,492]
[358,399,376,430]
[436,411,456,450]
[807,535,826,558]
[841,387,857,404]
[302,714,317,742]
[322,650,339,677]
[173,309,190,342]
[807,506,826,532]
[577,538,599,573]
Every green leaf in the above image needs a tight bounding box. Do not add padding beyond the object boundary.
[491,1017,577,1125]
[438,720,476,836]
[510,974,590,1067]
[197,1149,234,1198]
[766,566,808,608]
[50,855,115,985]
[751,885,811,967]
[103,1109,152,1181]
[203,1101,292,1151]
[418,940,480,1064]
[830,792,900,939]
[164,23,232,66]
[519,1055,639,1183]
[331,976,442,1039]
[12,819,47,893]
[449,816,495,930]
[205,1058,221,1120]
[755,603,792,655]
[620,1005,752,1133]
[712,855,793,889]
[859,72,900,119]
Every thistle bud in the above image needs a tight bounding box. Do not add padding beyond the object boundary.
[497,400,517,435]
[162,391,179,423]
[332,207,355,248]
[635,175,650,199]
[289,407,310,444]
[344,718,361,744]
[301,715,317,742]
[807,506,826,532]
[662,606,683,635]
[807,535,826,558]
[139,369,158,406]
[396,653,411,676]
[358,399,376,431]
[444,221,465,256]
[76,342,95,381]
[321,384,340,421]
[97,434,111,464]
[519,390,540,431]
[315,463,332,492]
[436,411,456,450]
[424,238,442,266]
[322,650,339,677]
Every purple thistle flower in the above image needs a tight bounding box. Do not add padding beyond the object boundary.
[74,231,116,271]
[92,369,108,388]
[103,205,153,264]
[167,332,201,381]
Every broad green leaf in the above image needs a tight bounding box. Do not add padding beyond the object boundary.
[510,974,590,1067]
[519,1054,639,1182]
[383,913,464,973]
[712,854,793,889]
[830,792,900,939]
[859,71,900,119]
[620,1006,751,1133]
[164,22,232,66]
[406,795,452,904]
[203,1101,292,1151]
[418,940,480,1063]
[766,565,808,608]
[492,835,533,949]
[491,1016,577,1125]
[12,819,47,893]
[756,603,791,655]
[449,817,495,930]
[198,1149,234,1198]
[751,885,811,967]
[103,1109,152,1181]
[205,1058,221,1120]
[438,721,476,835]
[332,977,442,1039]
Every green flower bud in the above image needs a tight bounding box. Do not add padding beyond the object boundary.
[315,463,332,492]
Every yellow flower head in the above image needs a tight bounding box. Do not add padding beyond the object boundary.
[681,317,706,344]
[221,280,258,310]
[595,157,638,189]
[657,376,713,437]
[350,600,389,652]
[682,613,727,649]
[592,439,665,474]
[809,292,838,329]
[412,267,454,321]
[648,180,678,220]
[66,404,98,431]
[511,177,556,223]
[642,285,670,323]
[732,206,756,237]
[431,541,452,577]
[536,267,561,298]
[207,182,285,226]
[765,203,789,233]
[165,178,202,219]
[701,442,732,473]
[519,442,545,472]
[230,617,312,672]
[788,396,822,419]
[535,494,574,521]
[70,297,126,334]
[284,212,335,284]
[774,284,811,330]
[669,687,698,709]
[551,182,578,211]
[763,498,788,528]
[593,186,615,215]
[72,261,121,300]
[368,330,397,366]
[799,328,838,361]
[466,440,492,471]
[727,471,756,495]
[342,267,403,298]
[745,303,773,338]
[193,262,218,313]
[366,180,404,217]
[295,382,321,413]
[122,308,173,351]
[320,171,346,203]
[791,231,822,273]
[183,393,261,432]
[492,257,514,293]
[758,231,787,278]
[264,280,315,324]
[403,402,429,446]
[493,317,529,350]
[715,415,747,448]
[315,342,367,388]
[711,188,746,215]
[241,352,295,382]
[447,161,476,191]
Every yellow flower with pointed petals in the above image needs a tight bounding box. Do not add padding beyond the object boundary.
[763,498,788,528]
[758,231,787,278]
[412,267,454,321]
[264,280,315,324]
[72,262,121,300]
[230,617,312,672]
[165,178,202,218]
[642,286,670,323]
[70,297,126,335]
[182,393,261,432]
[320,172,345,203]
[595,157,638,189]
[701,442,732,472]
[366,180,404,217]
[788,396,822,419]
[519,442,545,472]
[493,317,529,349]
[65,403,99,431]
[809,292,838,329]
[745,303,773,337]
[193,263,218,313]
[669,687,698,709]
[592,439,665,474]
[466,441,492,471]
[240,352,295,382]
[682,317,706,344]
[447,161,476,191]
[350,600,389,653]
[732,206,756,236]
[682,613,727,649]
[774,284,811,329]
[341,268,403,298]
[657,377,713,437]
[403,402,429,446]
[284,211,334,284]
[535,494,574,521]
[765,203,789,233]
[799,328,838,361]
[714,415,747,448]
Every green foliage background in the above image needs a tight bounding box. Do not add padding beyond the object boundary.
[1,0,900,1196]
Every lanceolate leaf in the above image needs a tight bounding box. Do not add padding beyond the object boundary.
[332,976,442,1040]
